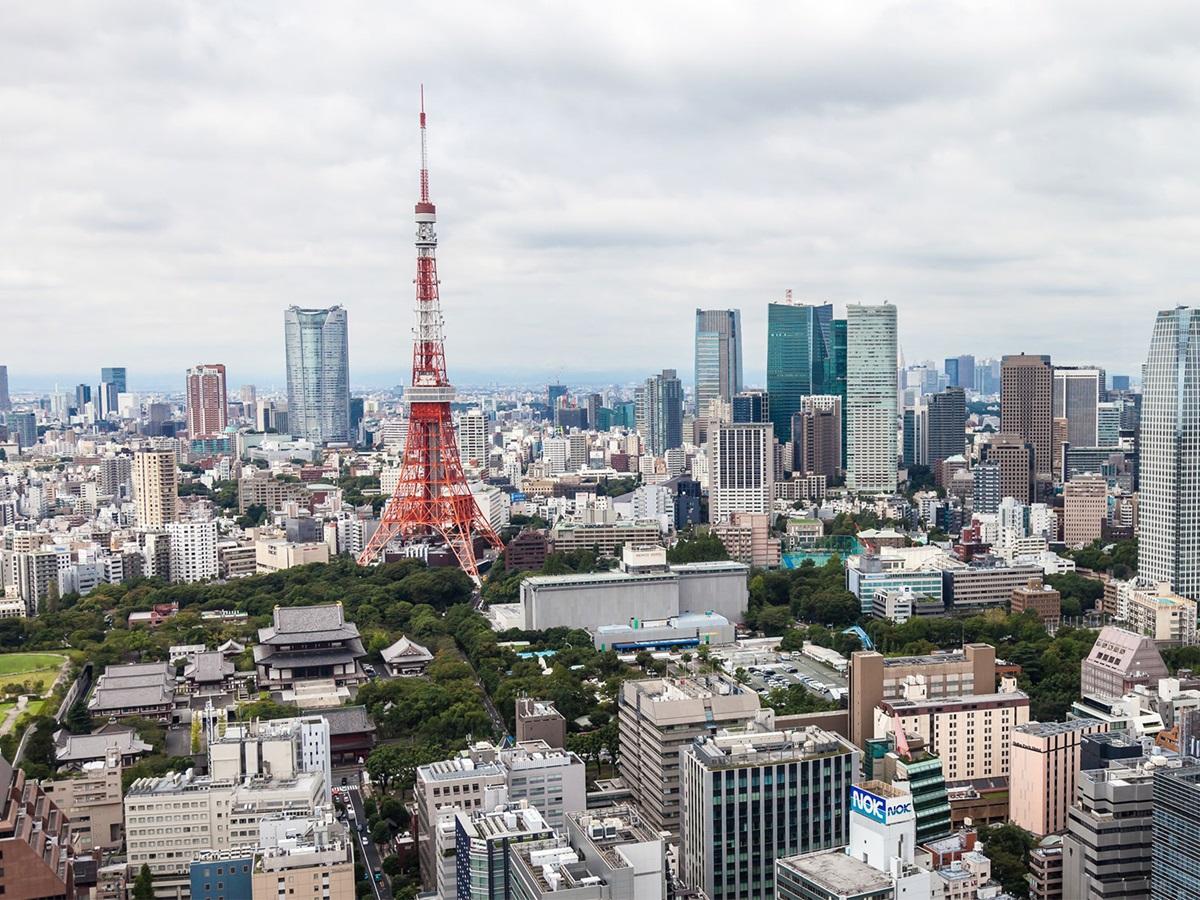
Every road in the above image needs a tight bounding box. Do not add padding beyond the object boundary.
[345,784,393,900]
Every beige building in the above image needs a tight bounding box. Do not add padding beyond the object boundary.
[1063,474,1108,548]
[1009,719,1108,837]
[254,538,330,574]
[848,644,996,749]
[251,840,355,900]
[41,748,125,852]
[515,697,567,749]
[548,519,662,556]
[618,675,761,838]
[1125,583,1199,644]
[710,512,781,567]
[1001,354,1053,482]
[132,448,179,527]
[875,676,1030,781]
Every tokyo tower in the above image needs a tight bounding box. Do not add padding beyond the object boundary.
[357,90,502,580]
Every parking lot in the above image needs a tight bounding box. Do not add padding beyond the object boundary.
[734,652,846,701]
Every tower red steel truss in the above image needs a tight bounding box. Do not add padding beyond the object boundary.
[357,90,502,579]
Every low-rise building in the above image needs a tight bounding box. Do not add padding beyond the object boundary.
[942,561,1045,614]
[41,748,125,852]
[254,538,330,574]
[1080,626,1169,698]
[710,512,781,567]
[514,698,567,750]
[1011,579,1061,624]
[253,603,366,695]
[53,727,153,770]
[0,756,84,899]
[88,662,178,723]
[1124,582,1198,644]
[380,635,433,677]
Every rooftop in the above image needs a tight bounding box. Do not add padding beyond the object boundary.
[1014,720,1103,737]
[258,604,361,645]
[777,849,893,894]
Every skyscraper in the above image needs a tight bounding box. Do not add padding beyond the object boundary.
[185,364,228,439]
[791,395,841,479]
[641,369,683,455]
[766,299,833,442]
[1001,354,1053,487]
[944,354,975,391]
[132,448,179,528]
[0,365,9,412]
[283,305,350,444]
[1152,764,1200,898]
[99,366,126,419]
[1140,307,1200,598]
[732,389,769,424]
[100,367,127,393]
[1053,365,1105,450]
[694,309,743,443]
[846,303,898,493]
[927,387,967,470]
[709,421,773,522]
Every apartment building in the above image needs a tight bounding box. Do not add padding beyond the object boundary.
[41,747,125,852]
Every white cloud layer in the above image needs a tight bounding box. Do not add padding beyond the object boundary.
[3,1,1199,388]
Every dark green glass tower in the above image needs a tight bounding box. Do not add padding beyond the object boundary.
[766,301,832,442]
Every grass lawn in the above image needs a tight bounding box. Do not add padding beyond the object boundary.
[0,653,67,695]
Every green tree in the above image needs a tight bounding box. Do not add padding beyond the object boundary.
[980,823,1036,896]
[133,864,155,900]
[667,533,729,564]
[66,701,92,735]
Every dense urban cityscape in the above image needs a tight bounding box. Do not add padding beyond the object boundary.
[7,7,1200,900]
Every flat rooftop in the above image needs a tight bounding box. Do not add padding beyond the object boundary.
[1015,720,1103,737]
[778,850,893,894]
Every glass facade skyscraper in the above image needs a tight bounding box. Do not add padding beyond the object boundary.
[284,305,350,444]
[1139,307,1200,599]
[1152,764,1200,898]
[694,309,743,442]
[766,300,833,442]
[642,368,683,455]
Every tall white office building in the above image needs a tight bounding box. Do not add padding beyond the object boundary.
[166,519,219,584]
[284,305,350,445]
[846,303,898,493]
[708,422,773,523]
[1140,307,1200,599]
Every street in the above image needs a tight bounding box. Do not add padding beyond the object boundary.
[344,784,393,900]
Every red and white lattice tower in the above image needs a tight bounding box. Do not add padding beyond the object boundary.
[357,90,502,579]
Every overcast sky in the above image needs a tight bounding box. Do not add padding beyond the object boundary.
[3,2,1198,391]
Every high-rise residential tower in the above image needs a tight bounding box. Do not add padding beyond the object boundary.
[709,421,773,522]
[846,303,898,493]
[1001,354,1053,485]
[694,309,743,443]
[766,298,833,442]
[185,364,228,439]
[1140,307,1200,598]
[1053,365,1105,450]
[132,448,179,528]
[284,305,350,444]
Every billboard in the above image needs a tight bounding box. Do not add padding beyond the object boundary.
[850,785,915,825]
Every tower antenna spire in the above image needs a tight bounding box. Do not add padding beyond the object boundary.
[419,84,430,204]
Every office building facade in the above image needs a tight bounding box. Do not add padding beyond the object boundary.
[1054,366,1105,450]
[1001,354,1053,485]
[641,369,683,455]
[1151,764,1200,899]
[695,309,744,442]
[846,303,898,493]
[1140,307,1200,599]
[766,300,833,442]
[284,305,350,444]
[1009,720,1108,837]
[709,422,773,522]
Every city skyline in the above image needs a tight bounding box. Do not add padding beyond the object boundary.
[2,4,1190,383]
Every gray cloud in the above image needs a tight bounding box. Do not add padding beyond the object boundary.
[2,1,1199,389]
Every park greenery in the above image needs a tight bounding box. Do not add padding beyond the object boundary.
[482,548,614,604]
[1067,537,1138,579]
[665,532,729,563]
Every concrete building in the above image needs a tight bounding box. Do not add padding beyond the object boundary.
[186,363,228,439]
[1064,473,1108,548]
[133,447,179,527]
[254,538,330,574]
[792,396,842,480]
[547,519,661,556]
[1080,626,1169,699]
[514,698,567,750]
[875,677,1030,782]
[519,546,748,632]
[709,422,773,522]
[979,432,1036,505]
[1001,353,1053,485]
[284,305,350,445]
[509,805,667,900]
[41,747,125,852]
[927,387,967,472]
[942,562,1044,614]
[618,675,761,839]
[845,547,954,616]
[248,836,355,900]
[1124,582,1198,644]
[846,303,898,494]
[459,408,490,469]
[238,467,310,515]
[0,756,84,899]
[681,720,860,900]
[455,801,556,900]
[166,519,219,583]
[641,369,684,455]
[848,644,997,750]
[1011,579,1062,624]
[710,511,781,567]
[1009,719,1108,837]
[1061,758,1161,900]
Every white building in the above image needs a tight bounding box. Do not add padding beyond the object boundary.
[846,303,898,494]
[459,409,490,470]
[166,519,219,583]
[708,422,773,523]
[543,437,570,475]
